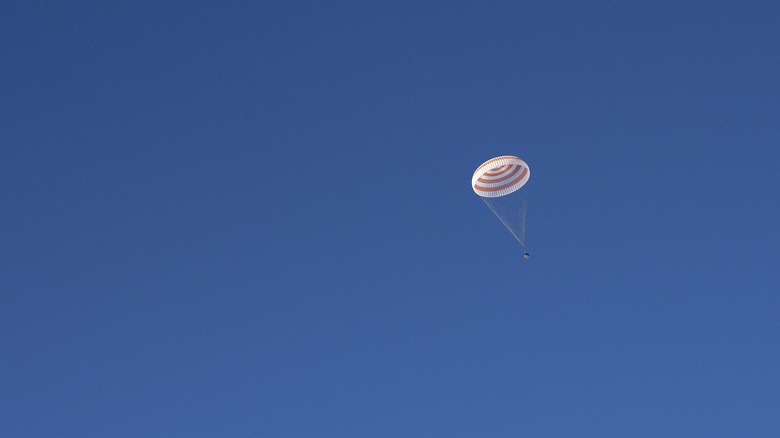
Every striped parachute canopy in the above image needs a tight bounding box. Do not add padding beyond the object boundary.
[472,155,530,253]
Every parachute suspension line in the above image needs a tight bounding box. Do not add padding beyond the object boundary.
[481,188,527,248]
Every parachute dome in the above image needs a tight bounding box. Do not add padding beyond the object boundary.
[472,155,530,197]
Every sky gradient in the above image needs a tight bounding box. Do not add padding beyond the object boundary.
[2,1,780,436]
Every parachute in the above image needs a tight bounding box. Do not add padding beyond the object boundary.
[472,155,530,257]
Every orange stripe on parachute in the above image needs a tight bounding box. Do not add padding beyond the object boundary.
[484,165,509,176]
[472,156,519,178]
[474,167,528,192]
[477,164,521,184]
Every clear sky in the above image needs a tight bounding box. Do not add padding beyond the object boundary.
[2,1,780,436]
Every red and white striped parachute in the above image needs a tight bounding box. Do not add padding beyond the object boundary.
[473,155,531,257]
[472,155,530,198]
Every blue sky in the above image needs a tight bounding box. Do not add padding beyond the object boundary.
[2,1,779,436]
